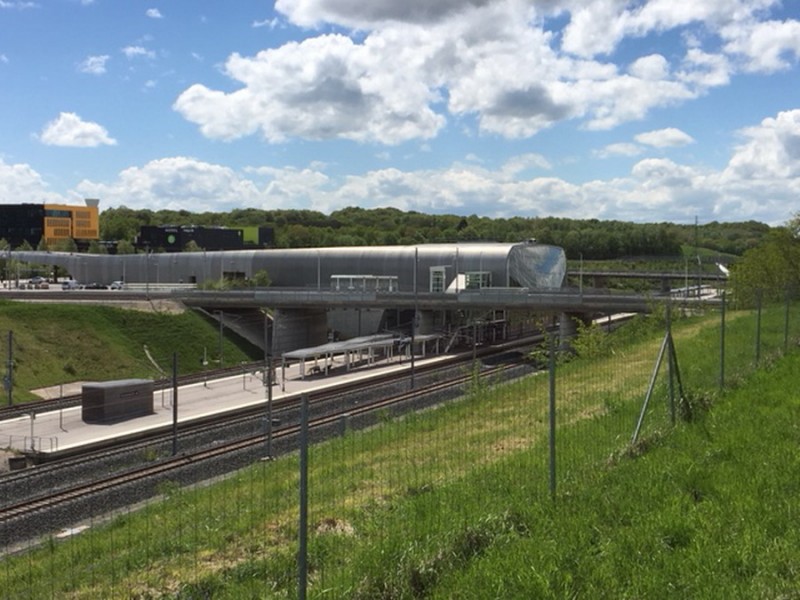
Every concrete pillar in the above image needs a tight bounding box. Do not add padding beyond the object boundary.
[416,309,436,335]
[272,308,328,355]
[559,312,591,352]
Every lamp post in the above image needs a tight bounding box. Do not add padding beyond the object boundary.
[145,245,151,299]
[410,247,418,390]
[216,310,224,367]
[5,330,12,407]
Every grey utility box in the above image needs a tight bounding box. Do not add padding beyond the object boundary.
[82,379,155,424]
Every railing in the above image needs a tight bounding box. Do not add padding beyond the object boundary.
[2,434,59,453]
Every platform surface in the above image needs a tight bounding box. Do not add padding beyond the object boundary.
[0,352,451,455]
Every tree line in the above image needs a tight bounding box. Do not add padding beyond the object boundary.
[99,206,771,260]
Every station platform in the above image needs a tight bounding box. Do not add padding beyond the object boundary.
[0,351,453,458]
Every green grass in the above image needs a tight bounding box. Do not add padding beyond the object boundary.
[2,301,799,598]
[0,300,261,402]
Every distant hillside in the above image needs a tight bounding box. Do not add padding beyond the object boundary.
[99,206,774,260]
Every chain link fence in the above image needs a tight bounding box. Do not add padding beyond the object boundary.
[1,286,798,598]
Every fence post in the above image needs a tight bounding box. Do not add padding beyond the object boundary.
[755,289,763,366]
[665,303,676,425]
[298,395,309,600]
[720,291,726,390]
[548,332,556,501]
[6,330,12,407]
[784,286,791,355]
[172,353,178,456]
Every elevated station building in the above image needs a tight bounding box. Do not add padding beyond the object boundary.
[10,242,567,354]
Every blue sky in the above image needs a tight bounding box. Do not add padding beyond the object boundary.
[1,0,799,226]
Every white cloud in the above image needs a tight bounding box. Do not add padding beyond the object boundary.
[0,159,63,203]
[145,8,163,19]
[37,108,800,224]
[725,110,800,180]
[559,0,780,58]
[722,18,800,73]
[39,112,117,147]
[595,143,642,159]
[252,17,280,29]
[122,46,156,60]
[178,0,772,145]
[0,1,37,9]
[634,128,695,148]
[174,34,445,144]
[75,157,264,212]
[628,54,669,80]
[498,153,552,180]
[0,54,8,64]
[77,54,109,75]
[677,48,731,88]
[274,0,492,29]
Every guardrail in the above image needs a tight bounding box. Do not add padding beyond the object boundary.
[3,435,59,453]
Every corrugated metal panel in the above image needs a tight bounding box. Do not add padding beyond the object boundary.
[10,242,566,290]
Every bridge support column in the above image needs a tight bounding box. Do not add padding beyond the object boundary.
[559,312,591,352]
[272,308,328,355]
[416,310,436,335]
[661,276,671,294]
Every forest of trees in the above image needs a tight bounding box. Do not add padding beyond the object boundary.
[98,206,772,261]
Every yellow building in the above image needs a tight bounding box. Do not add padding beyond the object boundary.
[42,199,99,246]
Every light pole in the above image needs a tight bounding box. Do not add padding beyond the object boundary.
[410,247,418,390]
[217,310,224,367]
[5,330,12,407]
[145,246,151,299]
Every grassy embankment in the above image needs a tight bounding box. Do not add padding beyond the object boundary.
[0,299,261,403]
[2,300,798,598]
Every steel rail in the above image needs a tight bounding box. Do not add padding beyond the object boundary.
[0,361,519,526]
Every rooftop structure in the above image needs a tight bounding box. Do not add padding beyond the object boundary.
[10,241,566,291]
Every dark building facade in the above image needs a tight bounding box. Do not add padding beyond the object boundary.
[135,225,274,252]
[135,225,244,252]
[0,201,100,249]
[0,204,45,248]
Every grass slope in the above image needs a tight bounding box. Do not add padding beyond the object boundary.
[0,300,260,402]
[2,303,798,598]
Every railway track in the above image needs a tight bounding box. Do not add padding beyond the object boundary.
[0,350,515,504]
[0,349,535,548]
[0,361,270,421]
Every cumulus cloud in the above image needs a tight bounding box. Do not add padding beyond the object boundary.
[0,1,37,9]
[725,110,800,180]
[0,159,63,203]
[559,0,780,58]
[39,112,117,147]
[722,18,800,73]
[174,34,445,144]
[274,0,493,28]
[634,128,695,148]
[59,108,798,225]
[122,46,156,60]
[252,17,280,29]
[595,143,643,158]
[77,54,110,75]
[176,0,783,145]
[75,157,265,212]
[145,8,163,19]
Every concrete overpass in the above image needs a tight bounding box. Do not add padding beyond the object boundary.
[175,286,674,314]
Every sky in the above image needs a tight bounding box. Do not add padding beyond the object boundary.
[1,0,800,227]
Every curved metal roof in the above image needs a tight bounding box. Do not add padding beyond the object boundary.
[9,241,566,290]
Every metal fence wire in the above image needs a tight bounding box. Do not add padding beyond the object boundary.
[1,286,799,598]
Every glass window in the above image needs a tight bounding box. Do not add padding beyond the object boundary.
[430,267,445,293]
